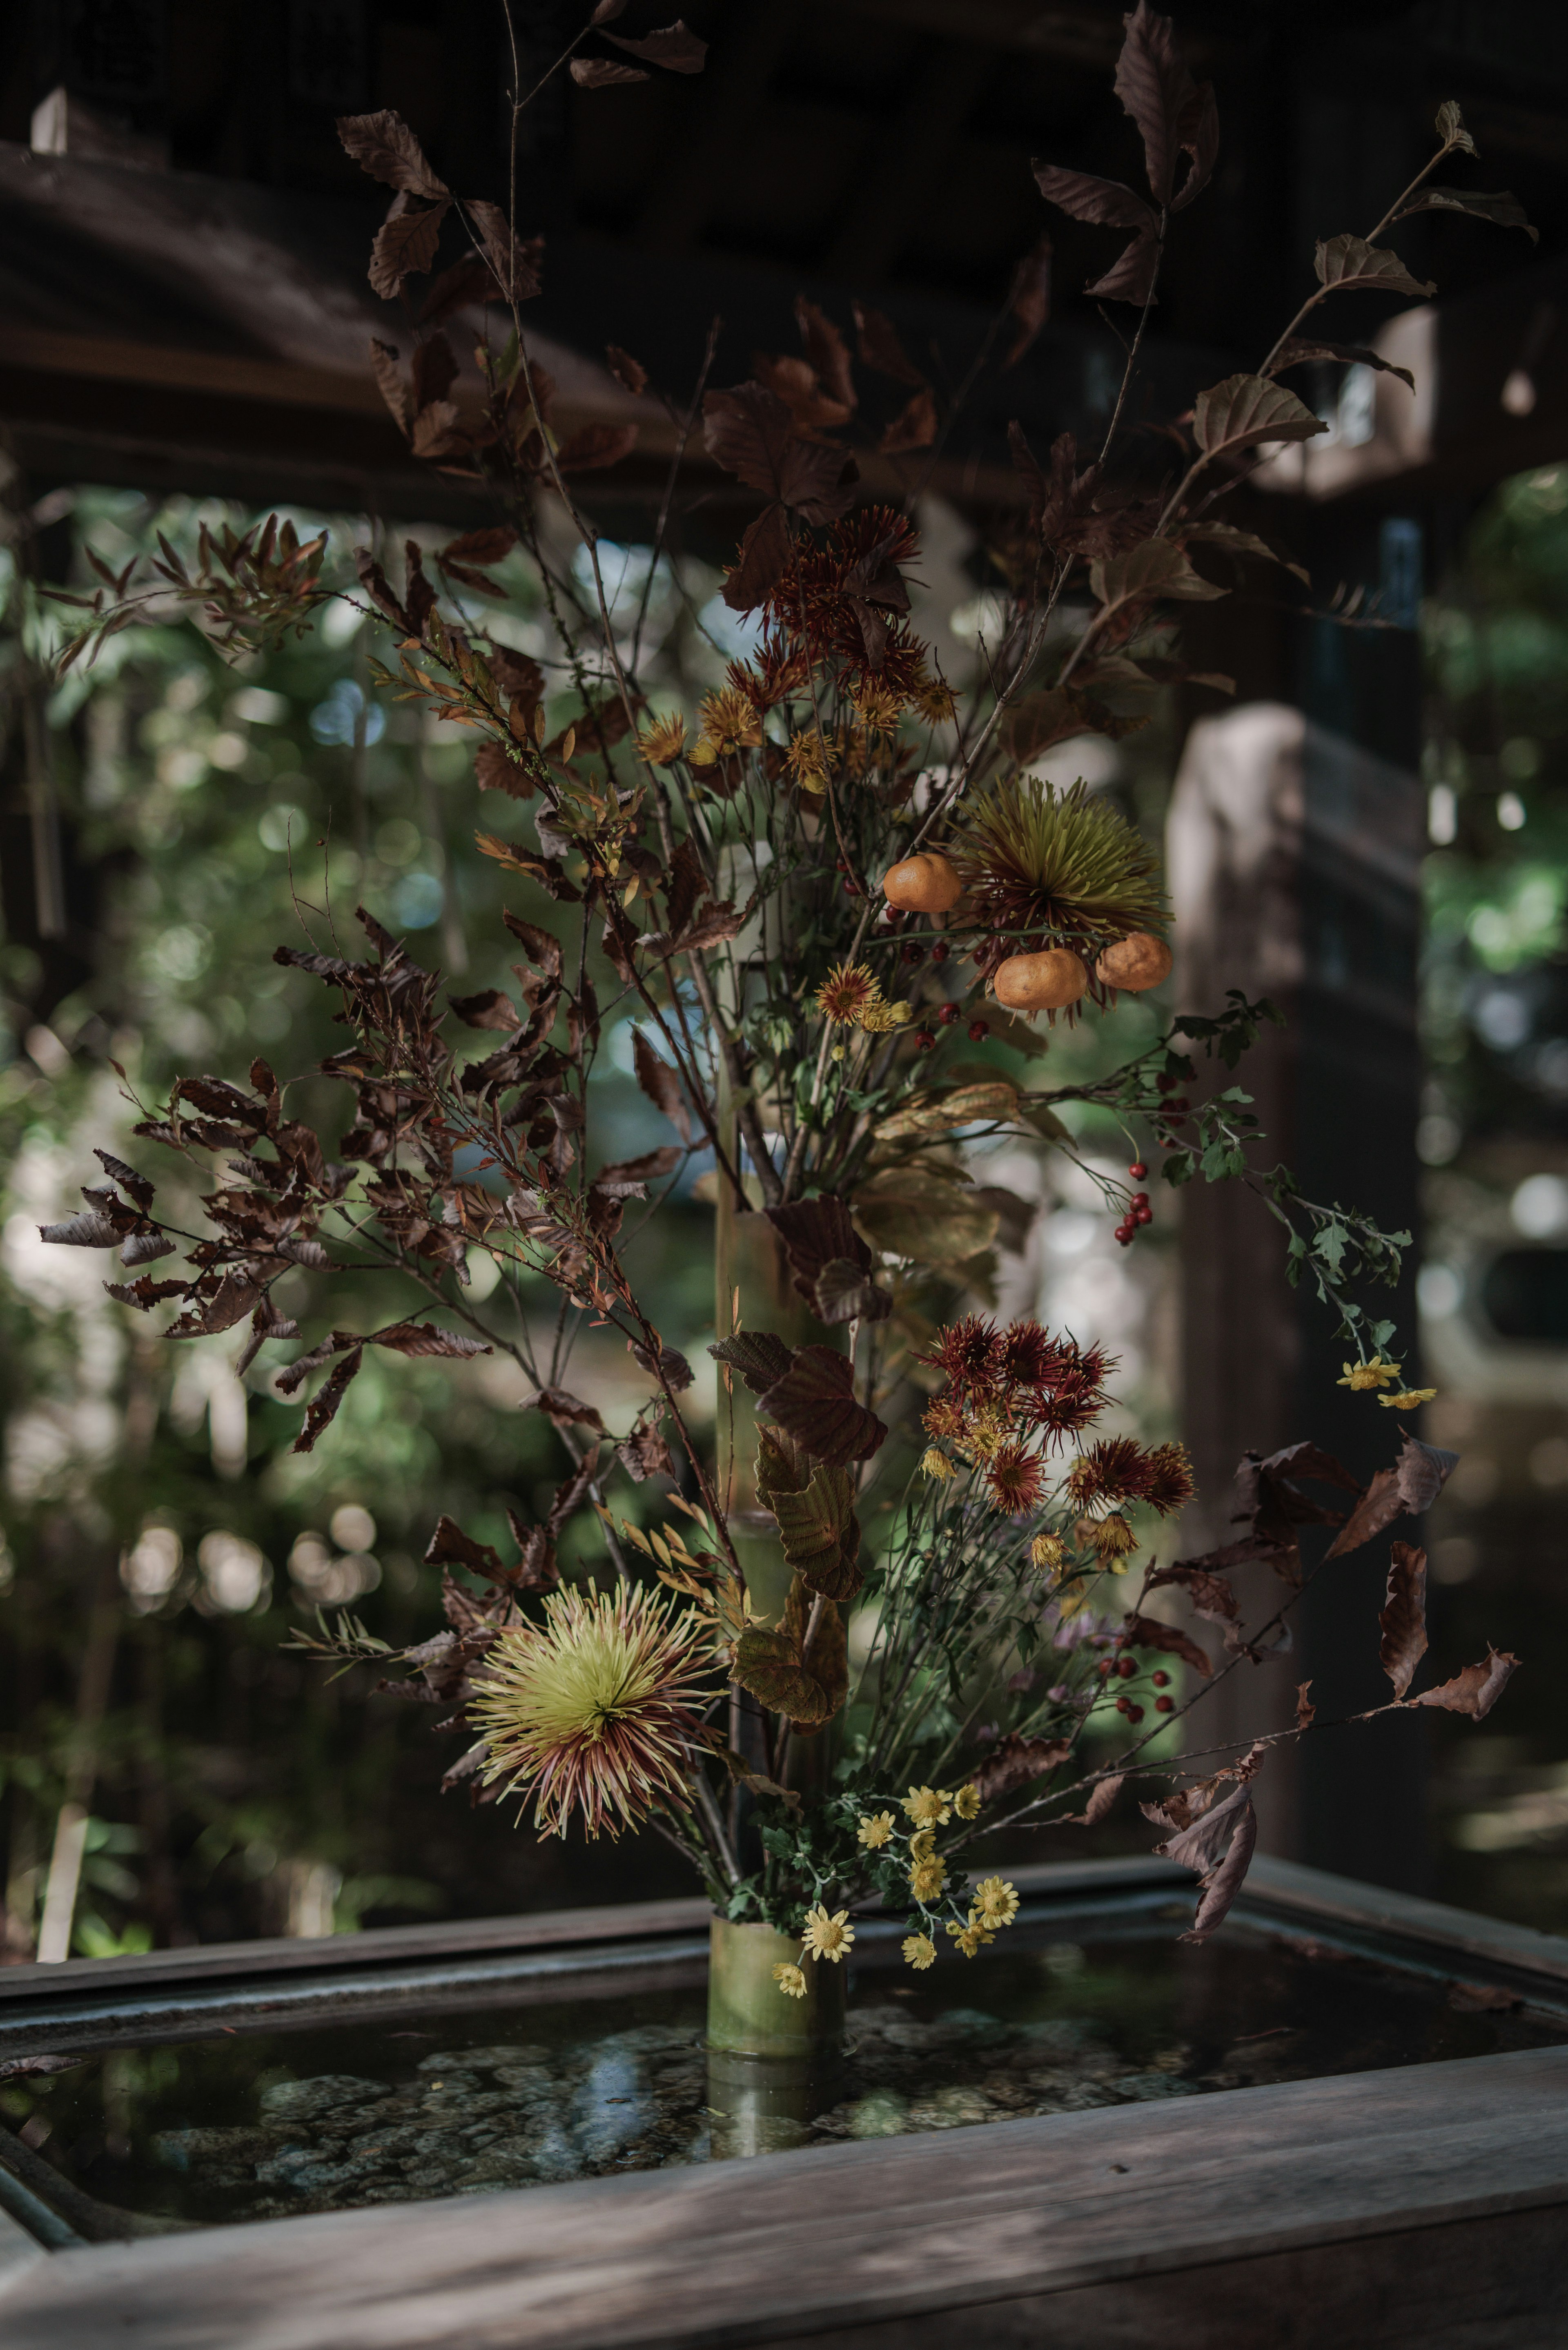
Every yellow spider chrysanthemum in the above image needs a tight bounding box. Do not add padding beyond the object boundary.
[801,1904,855,1962]
[636,711,688,767]
[1379,1387,1438,1409]
[858,1811,895,1850]
[774,1962,807,1998]
[858,995,911,1033]
[902,1785,953,1829]
[920,1447,957,1482]
[689,684,763,764]
[784,727,831,792]
[1029,1532,1066,1572]
[1078,1512,1136,1567]
[471,1580,715,1840]
[953,1783,981,1822]
[902,1933,937,1971]
[910,671,957,726]
[909,1857,947,1902]
[855,684,904,739]
[815,961,882,1026]
[973,1875,1020,1930]
[1337,1356,1402,1393]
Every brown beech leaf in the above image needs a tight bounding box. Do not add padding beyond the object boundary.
[633,1029,695,1143]
[771,1460,862,1604]
[618,1418,676,1484]
[370,199,451,301]
[795,297,857,412]
[173,1272,268,1339]
[710,1329,796,1395]
[812,1257,893,1326]
[853,302,924,388]
[1395,1431,1459,1514]
[465,201,543,301]
[367,1321,492,1360]
[1270,336,1416,391]
[527,1386,609,1435]
[733,1581,842,1726]
[1379,1541,1428,1698]
[1123,1611,1212,1677]
[1396,185,1536,240]
[603,18,707,71]
[1183,519,1310,586]
[410,399,463,459]
[629,1338,693,1393]
[1414,1648,1520,1721]
[40,1208,125,1248]
[766,1198,877,1316]
[1113,0,1197,207]
[294,1347,363,1453]
[1314,233,1435,301]
[1157,1775,1249,1872]
[973,1733,1072,1804]
[448,987,520,1031]
[1090,537,1228,612]
[1031,165,1159,304]
[605,343,648,395]
[476,739,533,799]
[1192,374,1328,459]
[759,1344,887,1465]
[425,1512,508,1583]
[1005,234,1052,366]
[438,526,517,576]
[703,383,855,522]
[1325,1432,1455,1560]
[571,56,648,85]
[1295,1681,1316,1730]
[1146,1562,1238,1624]
[369,339,410,435]
[419,252,506,328]
[722,503,793,613]
[1083,1773,1124,1825]
[553,422,639,473]
[337,109,449,199]
[410,333,459,415]
[1180,1796,1256,1945]
[879,389,937,455]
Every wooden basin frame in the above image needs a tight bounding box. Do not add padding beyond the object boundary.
[0,1854,1566,2348]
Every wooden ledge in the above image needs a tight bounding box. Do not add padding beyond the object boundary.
[0,2045,1564,2348]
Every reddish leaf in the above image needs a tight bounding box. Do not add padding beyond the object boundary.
[1295,1681,1316,1730]
[1180,1797,1256,1945]
[1414,1649,1520,1721]
[369,199,450,301]
[173,1273,267,1338]
[337,109,450,199]
[734,1579,846,1726]
[425,1513,507,1583]
[710,1330,796,1394]
[1192,374,1327,459]
[603,19,707,71]
[419,253,507,328]
[449,987,521,1031]
[410,400,464,459]
[553,422,639,473]
[630,1338,694,1394]
[766,1197,875,1314]
[879,389,937,455]
[465,201,543,301]
[294,1347,363,1453]
[853,303,924,388]
[1122,1612,1212,1677]
[722,503,793,613]
[476,739,533,799]
[367,1320,492,1360]
[606,344,648,395]
[633,1030,695,1143]
[794,297,857,412]
[703,383,855,522]
[1113,0,1197,207]
[1270,336,1416,391]
[369,339,410,435]
[1379,1541,1429,1698]
[438,528,517,574]
[1031,167,1159,305]
[1314,233,1435,300]
[527,1386,609,1435]
[761,1344,886,1464]
[1145,1561,1238,1624]
[1326,1433,1455,1560]
[40,1209,123,1248]
[570,56,648,85]
[973,1734,1072,1804]
[618,1419,676,1484]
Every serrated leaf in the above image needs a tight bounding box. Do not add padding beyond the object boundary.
[1314,234,1435,301]
[1412,1648,1519,1719]
[1192,374,1328,459]
[39,1210,124,1248]
[1394,186,1536,241]
[710,1329,795,1395]
[759,1344,886,1465]
[1435,99,1477,157]
[1379,1541,1428,1699]
[874,1079,1019,1142]
[1089,537,1229,611]
[1183,520,1311,586]
[851,1166,999,1265]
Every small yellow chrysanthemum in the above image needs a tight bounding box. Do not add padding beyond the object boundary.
[902,1931,937,1971]
[947,1917,994,1957]
[855,684,904,739]
[1337,1355,1402,1393]
[909,1827,936,1863]
[1379,1387,1438,1409]
[910,671,957,726]
[858,995,911,1033]
[909,1857,947,1902]
[902,1785,952,1829]
[636,711,688,766]
[815,961,882,1026]
[960,1404,1008,1464]
[920,1447,957,1482]
[973,1875,1020,1930]
[858,1811,895,1850]
[689,684,763,764]
[774,1962,807,1998]
[784,727,831,792]
[1029,1532,1066,1573]
[953,1783,981,1822]
[801,1904,855,1962]
[1078,1512,1136,1567]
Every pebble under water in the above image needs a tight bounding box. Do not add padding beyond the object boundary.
[3,1914,1565,2232]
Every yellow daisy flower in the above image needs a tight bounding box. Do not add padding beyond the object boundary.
[973,1875,1020,1930]
[947,1917,994,1957]
[1379,1387,1437,1409]
[1337,1356,1402,1393]
[636,711,687,766]
[902,1932,937,1971]
[953,1783,981,1822]
[902,1785,952,1830]
[801,1903,855,1962]
[773,1962,807,1998]
[909,1857,947,1902]
[815,961,882,1026]
[858,1812,894,1850]
[909,1828,936,1863]
[858,995,911,1034]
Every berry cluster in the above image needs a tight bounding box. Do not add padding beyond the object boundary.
[1114,1159,1153,1249]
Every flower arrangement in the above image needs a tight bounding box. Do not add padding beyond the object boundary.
[42,6,1527,2025]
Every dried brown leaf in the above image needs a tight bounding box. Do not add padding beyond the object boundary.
[1413,1648,1520,1721]
[369,338,410,435]
[1123,1611,1212,1677]
[1314,233,1435,301]
[369,199,450,301]
[879,388,937,455]
[337,109,449,199]
[759,1343,886,1465]
[973,1733,1072,1804]
[1192,373,1328,458]
[853,303,924,388]
[603,18,707,71]
[465,201,543,301]
[570,55,648,86]
[294,1346,363,1453]
[1180,1796,1256,1944]
[1379,1541,1429,1699]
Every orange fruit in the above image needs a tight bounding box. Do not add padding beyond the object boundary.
[881,852,962,914]
[1096,932,1172,992]
[993,949,1088,1011]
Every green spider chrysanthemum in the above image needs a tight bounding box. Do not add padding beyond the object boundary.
[951,776,1168,991]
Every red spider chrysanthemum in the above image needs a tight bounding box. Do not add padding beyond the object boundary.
[1134,1439,1196,1517]
[920,1315,1004,1396]
[996,1319,1070,1391]
[1066,1435,1145,1509]
[471,1581,717,1840]
[922,1394,967,1442]
[983,1442,1047,1517]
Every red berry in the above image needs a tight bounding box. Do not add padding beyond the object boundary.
[902,943,924,964]
[1118,1656,1136,1678]
[1152,1670,1169,1688]
[1156,1073,1176,1094]
[1135,1204,1153,1226]
[931,940,949,962]
[1163,1097,1189,1114]
[1097,1659,1114,1677]
[1115,1227,1133,1246]
[938,1002,960,1025]
[1126,1703,1145,1724]
[1155,1694,1174,1714]
[844,877,860,895]
[835,858,846,872]
[914,1029,936,1052]
[1160,1135,1180,1150]
[967,1019,988,1041]
[1115,1695,1130,1715]
[1131,1191,1149,1208]
[1128,1161,1147,1179]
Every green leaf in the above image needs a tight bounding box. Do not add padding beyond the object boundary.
[1161,1150,1196,1187]
[1315,1223,1348,1274]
